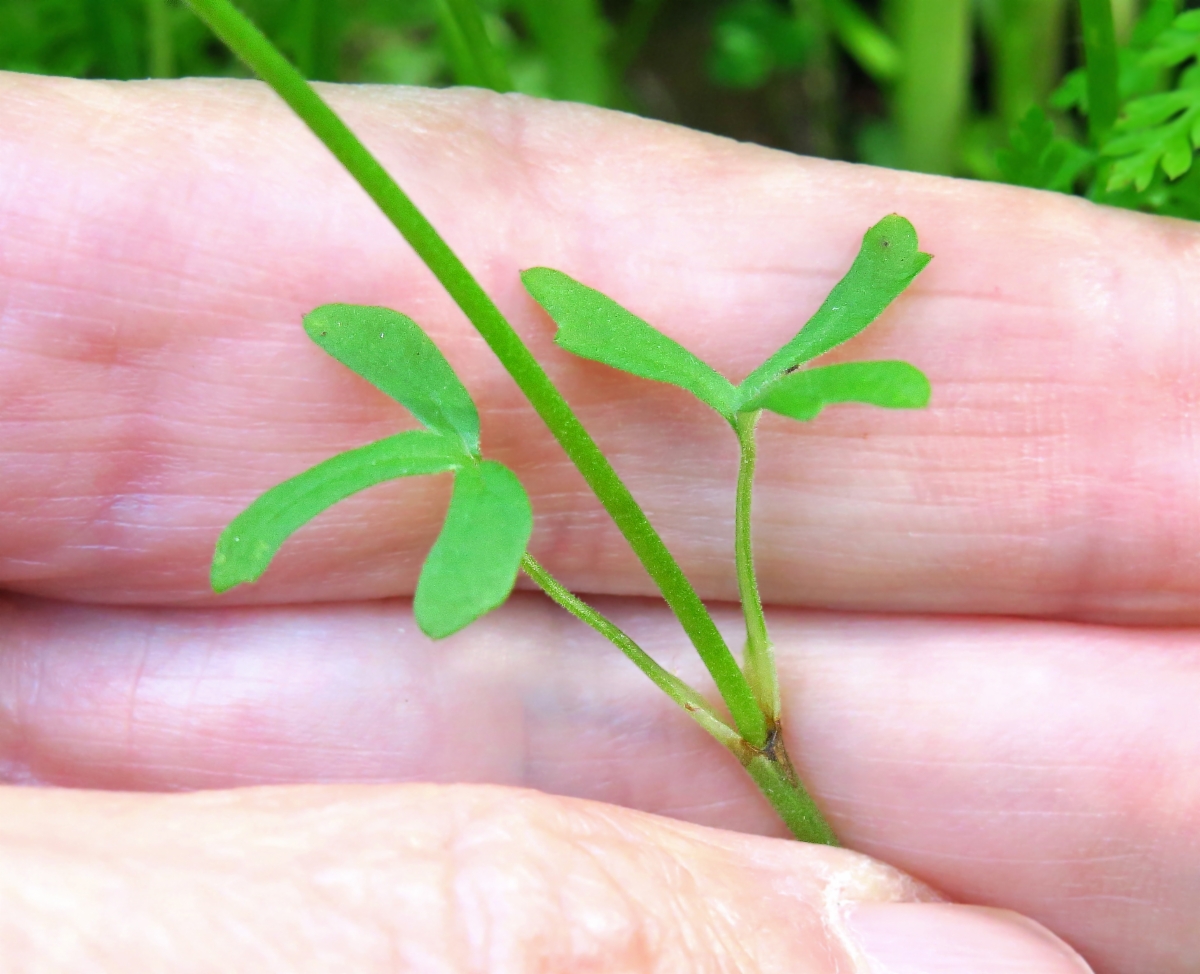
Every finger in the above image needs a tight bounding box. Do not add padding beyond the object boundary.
[2,592,1192,974]
[0,782,1097,974]
[3,76,1200,621]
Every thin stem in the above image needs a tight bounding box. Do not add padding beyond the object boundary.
[434,0,513,93]
[180,0,768,750]
[822,0,901,84]
[521,554,740,750]
[1077,0,1120,143]
[145,0,174,78]
[523,553,839,847]
[734,411,779,725]
[514,0,611,105]
[611,0,666,76]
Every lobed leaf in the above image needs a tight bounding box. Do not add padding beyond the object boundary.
[211,430,464,594]
[522,267,739,419]
[414,460,533,639]
[736,214,931,408]
[305,304,481,455]
[745,360,930,422]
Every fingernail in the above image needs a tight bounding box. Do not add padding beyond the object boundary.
[845,903,1094,974]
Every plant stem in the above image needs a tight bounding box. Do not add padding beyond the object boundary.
[983,0,1067,128]
[180,0,768,750]
[145,0,174,78]
[611,0,666,75]
[743,739,839,846]
[434,0,513,93]
[514,0,612,105]
[521,553,740,749]
[523,553,838,846]
[822,0,901,84]
[1077,0,1120,143]
[886,0,973,174]
[734,411,779,725]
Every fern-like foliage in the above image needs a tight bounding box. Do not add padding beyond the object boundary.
[1103,12,1200,192]
[996,106,1093,193]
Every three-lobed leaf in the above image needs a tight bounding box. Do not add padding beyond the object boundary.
[305,304,481,454]
[211,429,464,594]
[745,360,930,421]
[215,303,535,642]
[736,214,931,407]
[415,460,533,638]
[524,215,931,424]
[522,267,739,419]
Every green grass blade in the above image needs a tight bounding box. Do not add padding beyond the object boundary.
[747,360,930,421]
[211,430,463,594]
[737,214,931,407]
[304,304,481,456]
[522,267,738,420]
[434,0,513,92]
[415,460,533,638]
[823,0,900,83]
[1078,0,1121,142]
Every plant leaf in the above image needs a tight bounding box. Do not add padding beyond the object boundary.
[745,360,930,421]
[521,267,739,419]
[736,215,931,409]
[211,430,463,594]
[414,460,533,639]
[304,304,481,455]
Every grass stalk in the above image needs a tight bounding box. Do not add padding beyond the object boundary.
[984,0,1067,127]
[886,0,973,174]
[514,0,611,105]
[180,0,768,750]
[1077,0,1120,142]
[434,0,513,93]
[145,0,174,78]
[822,0,901,84]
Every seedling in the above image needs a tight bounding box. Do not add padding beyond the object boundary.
[186,0,932,846]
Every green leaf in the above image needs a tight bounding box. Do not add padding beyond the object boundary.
[996,106,1094,194]
[746,360,930,421]
[304,304,481,455]
[736,215,931,408]
[521,267,739,420]
[414,460,533,639]
[211,430,464,594]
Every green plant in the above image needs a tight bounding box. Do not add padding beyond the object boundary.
[184,0,931,845]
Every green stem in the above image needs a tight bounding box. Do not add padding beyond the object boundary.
[434,0,513,92]
[522,553,740,749]
[983,0,1067,128]
[822,0,901,84]
[734,411,779,725]
[744,742,839,846]
[180,0,768,750]
[611,0,666,75]
[145,0,174,78]
[523,553,838,846]
[1077,0,1120,143]
[886,0,973,174]
[514,0,612,105]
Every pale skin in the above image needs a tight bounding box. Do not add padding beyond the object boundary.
[1,71,1197,973]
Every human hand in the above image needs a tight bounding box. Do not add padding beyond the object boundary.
[2,72,1194,973]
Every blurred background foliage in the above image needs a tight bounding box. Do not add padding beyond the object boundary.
[3,0,1200,217]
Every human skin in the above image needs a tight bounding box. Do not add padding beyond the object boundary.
[0,71,1197,972]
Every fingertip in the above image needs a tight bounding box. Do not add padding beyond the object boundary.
[844,903,1094,974]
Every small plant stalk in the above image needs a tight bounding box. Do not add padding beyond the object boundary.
[434,0,513,93]
[523,553,837,845]
[145,0,174,78]
[181,0,768,749]
[1077,0,1120,143]
[886,0,973,174]
[734,410,780,725]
